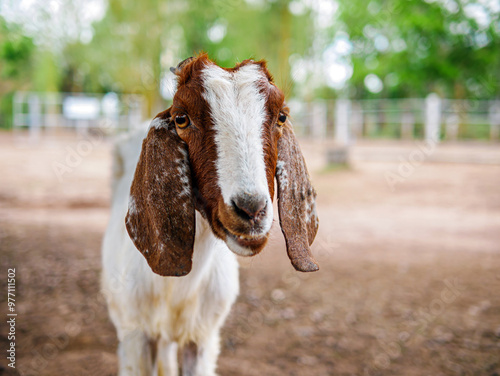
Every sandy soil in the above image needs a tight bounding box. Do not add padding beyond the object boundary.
[0,130,499,376]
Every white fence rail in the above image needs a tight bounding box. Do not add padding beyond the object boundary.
[13,92,500,143]
[289,95,500,143]
[13,92,145,136]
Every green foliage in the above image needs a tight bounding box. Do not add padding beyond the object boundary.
[68,0,314,115]
[0,91,14,128]
[459,123,491,139]
[0,18,34,79]
[33,51,60,92]
[337,0,500,99]
[1,0,500,128]
[0,17,35,128]
[0,16,62,128]
[182,0,313,90]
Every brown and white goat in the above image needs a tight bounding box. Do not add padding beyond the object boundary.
[102,54,319,376]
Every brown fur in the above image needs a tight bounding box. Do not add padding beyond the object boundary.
[125,110,195,276]
[276,124,319,272]
[126,54,319,276]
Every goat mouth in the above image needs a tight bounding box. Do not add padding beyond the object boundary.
[215,204,272,255]
[222,227,269,255]
[229,232,267,247]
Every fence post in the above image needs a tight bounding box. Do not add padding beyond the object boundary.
[334,99,350,145]
[350,101,363,140]
[310,101,327,138]
[401,112,415,140]
[128,97,143,131]
[28,93,41,141]
[13,92,22,128]
[489,101,500,140]
[45,93,60,131]
[425,93,441,143]
[445,114,460,141]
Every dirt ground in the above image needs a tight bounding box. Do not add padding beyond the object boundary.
[0,130,499,376]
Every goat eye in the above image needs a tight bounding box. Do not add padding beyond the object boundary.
[277,113,287,125]
[174,115,190,128]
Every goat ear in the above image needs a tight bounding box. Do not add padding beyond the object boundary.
[276,123,319,272]
[125,109,195,277]
[170,57,196,75]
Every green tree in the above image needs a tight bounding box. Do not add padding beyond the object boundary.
[69,0,313,116]
[0,16,35,128]
[0,17,34,87]
[336,0,500,99]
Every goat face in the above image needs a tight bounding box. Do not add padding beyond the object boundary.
[172,56,282,257]
[125,54,319,277]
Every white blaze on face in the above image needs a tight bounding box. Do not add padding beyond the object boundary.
[202,63,273,234]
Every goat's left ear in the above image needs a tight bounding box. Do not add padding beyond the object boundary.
[276,123,319,272]
[125,108,195,277]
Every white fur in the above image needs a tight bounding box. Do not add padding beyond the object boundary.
[225,236,255,257]
[150,117,165,129]
[275,160,288,188]
[102,128,239,376]
[202,63,274,242]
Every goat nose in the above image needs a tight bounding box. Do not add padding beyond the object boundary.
[231,194,267,220]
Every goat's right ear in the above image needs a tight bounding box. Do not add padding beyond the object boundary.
[125,108,195,277]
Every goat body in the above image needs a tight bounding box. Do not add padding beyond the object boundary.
[102,55,318,376]
[102,129,239,375]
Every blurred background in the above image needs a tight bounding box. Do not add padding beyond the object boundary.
[1,0,500,375]
[1,0,500,131]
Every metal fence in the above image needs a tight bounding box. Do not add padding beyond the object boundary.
[13,91,145,136]
[289,96,500,143]
[12,92,500,143]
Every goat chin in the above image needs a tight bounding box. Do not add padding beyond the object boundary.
[224,233,267,256]
[101,128,239,376]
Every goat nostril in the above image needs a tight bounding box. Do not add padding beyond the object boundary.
[231,195,267,220]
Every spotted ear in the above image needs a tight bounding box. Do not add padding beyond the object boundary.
[276,123,319,272]
[125,109,195,277]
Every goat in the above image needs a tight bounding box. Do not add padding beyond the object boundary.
[101,54,319,376]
